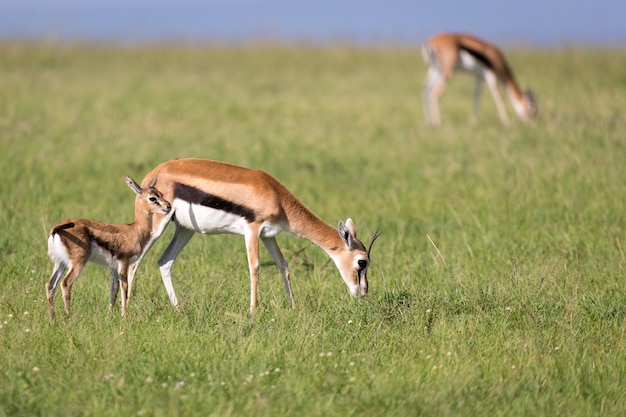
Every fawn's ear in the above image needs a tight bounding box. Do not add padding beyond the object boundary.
[148,174,158,188]
[125,175,142,195]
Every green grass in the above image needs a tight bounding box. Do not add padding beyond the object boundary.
[1,42,625,416]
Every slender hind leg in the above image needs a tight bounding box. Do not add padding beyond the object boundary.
[60,266,83,317]
[109,269,119,313]
[423,68,446,126]
[45,262,67,322]
[472,75,483,124]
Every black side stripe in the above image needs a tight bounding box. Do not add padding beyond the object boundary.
[459,45,493,70]
[174,183,256,223]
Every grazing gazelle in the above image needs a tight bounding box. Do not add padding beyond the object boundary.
[45,176,171,322]
[422,32,536,125]
[134,158,380,313]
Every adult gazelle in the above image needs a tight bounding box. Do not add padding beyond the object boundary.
[422,32,536,125]
[132,158,380,313]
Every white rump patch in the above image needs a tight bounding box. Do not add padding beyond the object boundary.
[48,233,71,266]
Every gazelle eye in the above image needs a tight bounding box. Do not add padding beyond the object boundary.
[149,196,158,203]
[357,259,368,270]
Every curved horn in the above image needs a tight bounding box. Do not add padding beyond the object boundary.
[367,228,381,255]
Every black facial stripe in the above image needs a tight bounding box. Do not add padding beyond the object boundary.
[174,183,256,222]
[358,267,368,284]
[459,45,493,70]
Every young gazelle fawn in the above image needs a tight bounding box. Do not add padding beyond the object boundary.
[45,176,171,322]
[422,32,536,125]
[134,158,380,313]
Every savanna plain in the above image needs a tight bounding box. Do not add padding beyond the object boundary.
[0,42,625,416]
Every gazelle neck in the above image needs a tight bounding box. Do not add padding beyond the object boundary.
[283,194,344,255]
[503,74,523,99]
[503,78,528,119]
[132,201,157,246]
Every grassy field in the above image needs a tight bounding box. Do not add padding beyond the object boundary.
[0,42,625,416]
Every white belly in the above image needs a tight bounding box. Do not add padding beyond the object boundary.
[458,50,483,73]
[173,199,248,235]
[171,200,286,238]
[89,243,120,269]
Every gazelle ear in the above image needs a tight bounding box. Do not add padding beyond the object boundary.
[148,174,158,188]
[345,218,357,238]
[125,175,142,195]
[338,219,357,250]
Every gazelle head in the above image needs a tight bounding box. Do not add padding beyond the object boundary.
[125,175,172,216]
[334,218,381,298]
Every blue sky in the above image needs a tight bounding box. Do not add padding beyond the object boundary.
[1,0,625,46]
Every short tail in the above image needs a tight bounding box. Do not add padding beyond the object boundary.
[51,222,75,236]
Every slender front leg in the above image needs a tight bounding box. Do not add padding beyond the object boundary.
[244,226,262,313]
[484,72,509,124]
[118,260,130,316]
[262,237,294,308]
[158,223,195,310]
[126,261,139,306]
[127,211,173,301]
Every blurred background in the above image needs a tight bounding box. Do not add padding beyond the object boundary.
[1,0,625,46]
